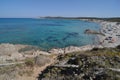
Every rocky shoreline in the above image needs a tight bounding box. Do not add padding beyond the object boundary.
[1,19,120,62]
[38,44,120,80]
[0,19,120,64]
[0,43,104,64]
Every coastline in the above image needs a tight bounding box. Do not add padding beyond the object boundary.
[0,43,103,64]
[0,19,120,80]
[80,19,120,48]
[98,21,120,47]
[1,19,120,61]
[48,19,120,54]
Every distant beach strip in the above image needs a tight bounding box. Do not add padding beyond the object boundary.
[81,18,120,48]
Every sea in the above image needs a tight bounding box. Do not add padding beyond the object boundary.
[0,18,100,50]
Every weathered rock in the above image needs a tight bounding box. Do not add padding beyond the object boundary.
[35,55,51,67]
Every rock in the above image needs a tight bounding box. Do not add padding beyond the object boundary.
[0,43,18,55]
[0,43,44,63]
[33,50,51,56]
[114,56,120,63]
[49,45,96,54]
[35,55,51,67]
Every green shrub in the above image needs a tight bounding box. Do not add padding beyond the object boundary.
[25,58,34,67]
[116,45,120,49]
[91,47,99,51]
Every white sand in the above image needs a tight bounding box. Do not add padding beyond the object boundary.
[98,21,120,48]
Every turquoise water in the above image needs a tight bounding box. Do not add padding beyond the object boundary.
[0,18,100,50]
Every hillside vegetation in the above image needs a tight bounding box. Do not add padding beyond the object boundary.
[38,46,120,80]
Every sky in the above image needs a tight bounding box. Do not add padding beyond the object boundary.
[0,0,120,18]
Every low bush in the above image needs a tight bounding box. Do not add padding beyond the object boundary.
[116,45,120,49]
[25,58,34,67]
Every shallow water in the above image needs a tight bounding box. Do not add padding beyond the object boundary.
[0,18,100,50]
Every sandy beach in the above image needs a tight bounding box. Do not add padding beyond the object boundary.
[96,21,120,47]
[81,19,120,48]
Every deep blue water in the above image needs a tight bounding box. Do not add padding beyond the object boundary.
[0,18,100,50]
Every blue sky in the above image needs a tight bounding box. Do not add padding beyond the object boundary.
[0,0,120,18]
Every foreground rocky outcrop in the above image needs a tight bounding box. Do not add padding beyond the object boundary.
[0,43,51,64]
[0,43,57,80]
[0,53,56,80]
[38,47,120,80]
[0,43,103,64]
[1,43,120,80]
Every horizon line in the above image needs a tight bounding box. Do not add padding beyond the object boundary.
[0,16,120,18]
